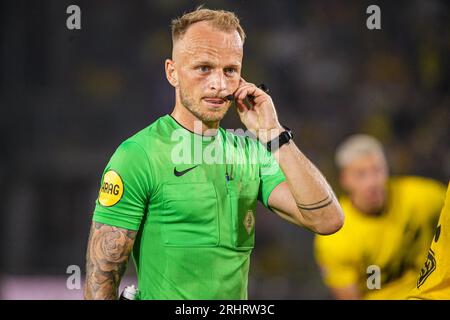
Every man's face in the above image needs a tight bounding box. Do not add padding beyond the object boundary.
[168,21,243,122]
[340,153,388,213]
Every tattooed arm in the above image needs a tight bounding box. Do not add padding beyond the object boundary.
[84,221,137,300]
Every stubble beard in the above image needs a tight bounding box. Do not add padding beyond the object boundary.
[179,85,229,123]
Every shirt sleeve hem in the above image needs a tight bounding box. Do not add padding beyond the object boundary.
[92,211,141,231]
[262,177,286,210]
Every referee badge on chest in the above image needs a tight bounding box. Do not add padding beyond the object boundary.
[243,209,255,235]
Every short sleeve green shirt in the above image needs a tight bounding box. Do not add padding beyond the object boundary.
[93,115,285,299]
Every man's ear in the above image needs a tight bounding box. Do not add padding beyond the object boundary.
[165,59,178,87]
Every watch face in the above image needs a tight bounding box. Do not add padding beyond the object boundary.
[266,127,293,152]
[282,130,292,140]
[282,125,292,138]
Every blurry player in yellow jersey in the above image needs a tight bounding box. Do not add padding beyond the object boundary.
[314,134,446,299]
[408,182,450,299]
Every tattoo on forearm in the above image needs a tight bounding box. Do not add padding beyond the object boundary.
[84,222,136,300]
[296,195,333,211]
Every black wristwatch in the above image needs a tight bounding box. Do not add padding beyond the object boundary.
[266,125,293,152]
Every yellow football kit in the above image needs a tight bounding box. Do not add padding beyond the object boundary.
[408,182,450,299]
[315,176,446,299]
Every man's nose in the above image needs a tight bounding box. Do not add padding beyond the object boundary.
[209,70,227,93]
[366,174,381,189]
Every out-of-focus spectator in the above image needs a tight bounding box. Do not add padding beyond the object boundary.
[315,134,446,299]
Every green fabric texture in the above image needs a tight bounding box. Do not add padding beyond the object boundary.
[93,115,285,299]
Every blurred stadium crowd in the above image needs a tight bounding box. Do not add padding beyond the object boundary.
[0,0,448,299]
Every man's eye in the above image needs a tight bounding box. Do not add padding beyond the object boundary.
[198,66,210,72]
[225,68,236,75]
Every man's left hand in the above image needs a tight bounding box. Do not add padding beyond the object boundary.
[234,78,283,141]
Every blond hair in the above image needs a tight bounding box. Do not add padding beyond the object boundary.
[335,134,386,169]
[171,7,246,44]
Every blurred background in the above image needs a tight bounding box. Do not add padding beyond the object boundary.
[0,0,448,299]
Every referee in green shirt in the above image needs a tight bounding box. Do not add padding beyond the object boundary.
[84,7,344,300]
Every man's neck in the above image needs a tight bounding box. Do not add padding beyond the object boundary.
[171,105,219,136]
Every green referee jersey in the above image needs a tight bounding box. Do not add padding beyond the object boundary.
[92,114,286,299]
